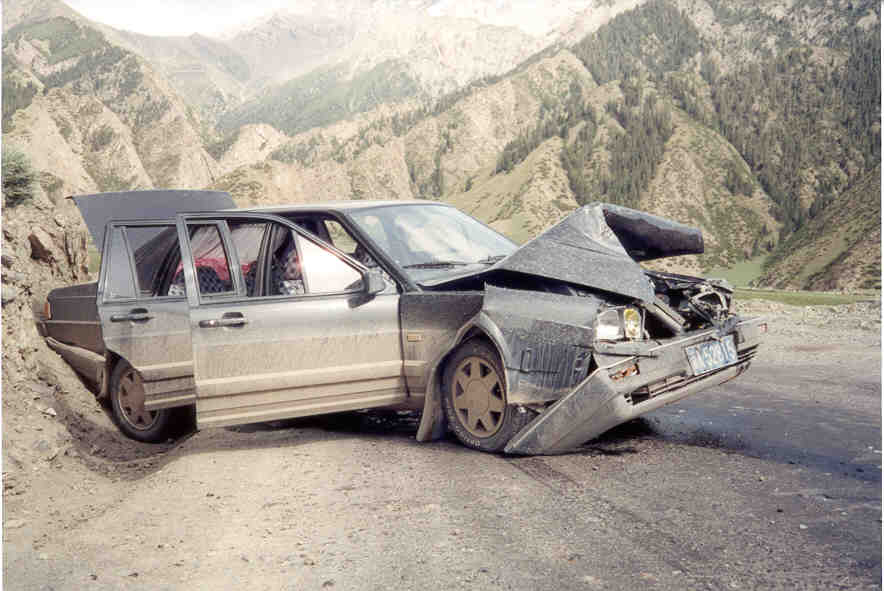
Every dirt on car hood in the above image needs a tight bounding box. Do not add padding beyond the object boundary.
[70,190,235,250]
[430,203,704,303]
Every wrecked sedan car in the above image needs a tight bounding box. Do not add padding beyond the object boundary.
[39,190,765,454]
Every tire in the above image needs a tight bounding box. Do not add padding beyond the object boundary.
[441,340,534,453]
[109,360,174,443]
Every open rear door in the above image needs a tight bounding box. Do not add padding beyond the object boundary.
[98,221,195,411]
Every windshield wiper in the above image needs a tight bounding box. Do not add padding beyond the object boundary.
[403,261,472,269]
[476,254,508,265]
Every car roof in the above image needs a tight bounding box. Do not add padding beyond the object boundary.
[231,200,452,215]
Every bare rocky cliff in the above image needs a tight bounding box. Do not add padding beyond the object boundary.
[3,15,219,199]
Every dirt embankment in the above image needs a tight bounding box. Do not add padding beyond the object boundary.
[1,195,175,542]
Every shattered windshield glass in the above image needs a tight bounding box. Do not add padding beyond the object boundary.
[348,204,517,282]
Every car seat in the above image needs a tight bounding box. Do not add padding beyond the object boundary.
[271,236,305,295]
[196,266,231,294]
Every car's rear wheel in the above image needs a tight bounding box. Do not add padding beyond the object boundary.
[442,340,534,452]
[109,360,173,443]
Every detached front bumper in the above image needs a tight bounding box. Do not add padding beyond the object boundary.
[504,317,766,455]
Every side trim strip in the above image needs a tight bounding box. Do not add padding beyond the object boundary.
[45,337,104,383]
[144,390,196,410]
[196,360,404,399]
[137,361,194,382]
[196,376,406,412]
[197,390,407,429]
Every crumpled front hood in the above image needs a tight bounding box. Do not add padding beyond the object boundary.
[70,190,235,250]
[487,203,703,303]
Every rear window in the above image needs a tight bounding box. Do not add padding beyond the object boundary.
[128,226,180,297]
[104,227,136,301]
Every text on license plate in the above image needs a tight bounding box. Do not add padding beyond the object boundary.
[684,335,738,376]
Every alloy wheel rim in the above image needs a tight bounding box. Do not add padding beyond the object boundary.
[452,356,505,438]
[118,369,159,431]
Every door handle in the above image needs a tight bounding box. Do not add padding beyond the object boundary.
[198,312,248,328]
[110,308,153,322]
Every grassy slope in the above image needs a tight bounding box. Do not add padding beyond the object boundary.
[708,255,768,287]
[757,166,881,291]
[447,136,578,244]
[734,288,879,307]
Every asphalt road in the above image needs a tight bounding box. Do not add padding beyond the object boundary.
[5,340,881,590]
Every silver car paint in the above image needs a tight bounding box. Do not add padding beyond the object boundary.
[175,212,406,429]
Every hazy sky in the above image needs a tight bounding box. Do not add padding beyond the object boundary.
[63,0,292,36]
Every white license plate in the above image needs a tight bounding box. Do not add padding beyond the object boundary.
[684,335,738,376]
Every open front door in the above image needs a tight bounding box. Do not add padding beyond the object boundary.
[176,213,406,429]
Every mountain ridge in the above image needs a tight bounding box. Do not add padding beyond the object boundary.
[2,0,879,291]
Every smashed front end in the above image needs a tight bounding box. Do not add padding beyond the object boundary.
[438,203,766,454]
[502,308,765,455]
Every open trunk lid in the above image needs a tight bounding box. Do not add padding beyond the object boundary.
[70,190,236,250]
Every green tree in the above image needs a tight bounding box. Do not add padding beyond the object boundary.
[2,146,37,207]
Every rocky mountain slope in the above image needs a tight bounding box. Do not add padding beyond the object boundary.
[3,14,219,201]
[75,0,650,128]
[2,0,880,289]
[206,1,879,278]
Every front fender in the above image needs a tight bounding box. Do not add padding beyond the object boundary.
[415,311,509,442]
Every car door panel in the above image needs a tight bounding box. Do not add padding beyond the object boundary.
[191,294,403,427]
[98,223,195,410]
[178,214,406,429]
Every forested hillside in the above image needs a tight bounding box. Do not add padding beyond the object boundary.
[458,0,881,279]
[217,60,421,137]
[758,165,881,291]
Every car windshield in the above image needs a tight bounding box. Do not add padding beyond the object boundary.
[348,204,518,283]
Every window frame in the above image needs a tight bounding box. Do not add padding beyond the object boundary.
[291,232,366,296]
[176,212,370,307]
[185,220,244,303]
[225,219,273,298]
[289,209,413,291]
[98,220,188,304]
[283,211,405,292]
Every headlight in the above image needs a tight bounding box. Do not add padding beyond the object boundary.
[623,307,642,339]
[595,306,643,341]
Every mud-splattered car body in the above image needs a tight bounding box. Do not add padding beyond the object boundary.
[40,190,764,453]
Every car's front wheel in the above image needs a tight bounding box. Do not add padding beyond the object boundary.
[442,340,534,452]
[109,360,174,443]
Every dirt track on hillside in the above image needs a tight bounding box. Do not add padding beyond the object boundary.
[3,298,881,590]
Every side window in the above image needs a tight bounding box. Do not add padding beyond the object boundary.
[187,224,235,297]
[104,227,136,301]
[324,218,397,292]
[323,219,358,255]
[228,222,268,297]
[298,235,363,294]
[128,225,181,297]
[268,225,305,296]
[354,214,390,255]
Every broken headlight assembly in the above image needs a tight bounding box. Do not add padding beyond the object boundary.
[594,306,644,341]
